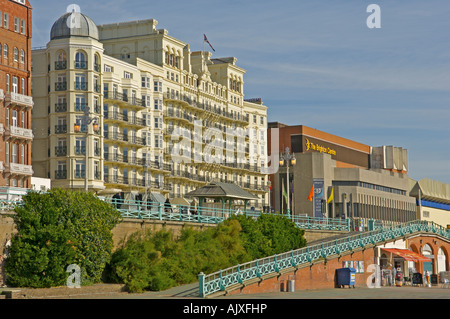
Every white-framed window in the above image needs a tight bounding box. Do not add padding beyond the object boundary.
[14,47,18,61]
[4,13,9,29]
[14,17,19,32]
[20,19,25,34]
[124,71,133,79]
[11,143,17,163]
[20,49,24,63]
[20,144,25,164]
[20,111,25,128]
[104,64,113,72]
[3,43,8,59]
[5,142,9,164]
[12,76,18,93]
[6,74,10,92]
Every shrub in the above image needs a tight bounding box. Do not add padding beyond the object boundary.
[105,213,306,293]
[4,189,122,288]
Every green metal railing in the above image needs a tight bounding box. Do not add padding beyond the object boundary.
[99,197,351,231]
[198,220,450,297]
[0,194,350,231]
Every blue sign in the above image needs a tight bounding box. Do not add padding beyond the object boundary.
[313,179,324,218]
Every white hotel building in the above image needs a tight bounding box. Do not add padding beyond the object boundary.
[31,9,269,209]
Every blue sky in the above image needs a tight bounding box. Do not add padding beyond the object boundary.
[31,0,450,184]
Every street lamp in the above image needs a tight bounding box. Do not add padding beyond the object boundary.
[279,147,296,219]
[74,106,99,192]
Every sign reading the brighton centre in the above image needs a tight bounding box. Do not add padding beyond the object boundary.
[305,138,337,156]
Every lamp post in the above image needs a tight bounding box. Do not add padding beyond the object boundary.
[74,106,99,192]
[279,147,296,220]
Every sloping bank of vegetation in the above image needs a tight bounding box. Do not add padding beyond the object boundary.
[103,214,307,293]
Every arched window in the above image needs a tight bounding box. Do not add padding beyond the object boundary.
[75,51,87,69]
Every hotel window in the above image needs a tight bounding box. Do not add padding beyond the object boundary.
[14,17,19,32]
[4,44,8,59]
[20,49,24,63]
[124,71,132,79]
[14,47,18,61]
[12,143,17,163]
[104,64,113,72]
[75,161,85,178]
[5,142,9,164]
[12,76,18,93]
[6,74,10,92]
[20,145,25,164]
[75,51,87,69]
[21,111,25,128]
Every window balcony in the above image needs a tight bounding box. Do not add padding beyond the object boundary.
[75,145,86,155]
[55,61,67,70]
[75,103,88,112]
[55,146,67,157]
[75,81,88,91]
[4,126,34,141]
[4,92,34,109]
[55,103,67,112]
[55,82,67,91]
[5,163,33,176]
[55,124,67,134]
[55,170,67,180]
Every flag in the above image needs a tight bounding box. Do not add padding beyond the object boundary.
[307,185,314,202]
[327,188,333,204]
[203,34,215,52]
[282,182,288,204]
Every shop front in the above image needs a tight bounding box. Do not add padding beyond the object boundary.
[380,248,431,286]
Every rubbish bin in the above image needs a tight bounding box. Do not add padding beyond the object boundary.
[336,268,356,288]
[287,280,295,292]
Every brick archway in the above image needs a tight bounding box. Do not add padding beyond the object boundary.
[408,242,421,273]
[437,245,449,272]
[408,236,448,275]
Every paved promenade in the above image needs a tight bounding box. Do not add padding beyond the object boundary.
[90,283,450,299]
[2,282,449,299]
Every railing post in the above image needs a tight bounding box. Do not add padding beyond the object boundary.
[237,265,242,284]
[198,272,205,298]
[158,202,162,220]
[274,255,279,273]
[291,250,296,268]
[219,270,224,291]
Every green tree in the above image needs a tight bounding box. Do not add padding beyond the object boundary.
[4,189,122,288]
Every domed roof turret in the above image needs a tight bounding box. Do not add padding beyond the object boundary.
[50,11,99,41]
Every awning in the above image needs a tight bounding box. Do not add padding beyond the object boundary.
[381,248,431,262]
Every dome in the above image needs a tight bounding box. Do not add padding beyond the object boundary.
[50,12,99,41]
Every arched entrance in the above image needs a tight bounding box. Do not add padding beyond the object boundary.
[422,244,434,274]
[437,247,448,273]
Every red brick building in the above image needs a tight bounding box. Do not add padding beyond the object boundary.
[0,0,33,191]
